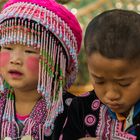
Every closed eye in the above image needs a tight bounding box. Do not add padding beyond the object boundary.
[117,78,133,87]
[118,82,131,87]
[25,50,37,54]
[3,47,13,50]
[91,74,105,85]
[93,77,105,85]
[94,80,105,84]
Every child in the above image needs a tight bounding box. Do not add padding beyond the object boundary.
[61,9,140,140]
[0,0,82,139]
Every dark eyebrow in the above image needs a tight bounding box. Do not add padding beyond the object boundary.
[91,74,135,81]
[91,73,104,79]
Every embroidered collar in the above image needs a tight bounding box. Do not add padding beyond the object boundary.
[133,100,140,118]
[108,100,140,120]
[107,100,140,136]
[0,90,48,139]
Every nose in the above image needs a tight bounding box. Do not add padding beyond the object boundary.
[105,86,120,102]
[10,51,23,65]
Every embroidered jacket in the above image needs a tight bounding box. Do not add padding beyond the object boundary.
[0,90,75,140]
[61,90,140,140]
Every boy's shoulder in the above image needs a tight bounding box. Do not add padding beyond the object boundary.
[75,90,99,102]
[63,90,76,99]
[62,90,76,107]
[66,90,101,137]
[71,90,101,111]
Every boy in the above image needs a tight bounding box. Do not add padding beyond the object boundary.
[61,9,140,140]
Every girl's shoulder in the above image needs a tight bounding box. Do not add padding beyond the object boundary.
[0,90,7,114]
[0,89,7,100]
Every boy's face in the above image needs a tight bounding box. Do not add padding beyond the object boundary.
[0,44,39,91]
[88,52,140,116]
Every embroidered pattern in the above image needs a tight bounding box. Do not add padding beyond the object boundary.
[84,114,96,127]
[96,105,137,140]
[0,90,47,139]
[91,99,100,111]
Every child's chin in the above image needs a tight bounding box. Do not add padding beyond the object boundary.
[7,83,26,90]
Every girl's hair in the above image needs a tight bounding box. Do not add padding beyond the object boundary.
[84,9,140,61]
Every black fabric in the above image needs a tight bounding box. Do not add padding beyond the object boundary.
[133,112,140,140]
[62,91,100,140]
[45,91,75,140]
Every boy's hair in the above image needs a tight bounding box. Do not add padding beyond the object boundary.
[84,9,140,61]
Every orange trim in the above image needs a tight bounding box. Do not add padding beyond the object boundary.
[67,84,93,96]
[116,113,126,129]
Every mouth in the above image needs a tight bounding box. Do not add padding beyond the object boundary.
[8,70,23,78]
[107,103,121,110]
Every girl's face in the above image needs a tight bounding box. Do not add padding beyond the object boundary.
[0,44,39,91]
[88,52,140,116]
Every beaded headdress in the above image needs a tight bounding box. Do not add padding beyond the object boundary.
[0,0,82,136]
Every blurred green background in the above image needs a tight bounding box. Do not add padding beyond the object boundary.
[0,0,140,86]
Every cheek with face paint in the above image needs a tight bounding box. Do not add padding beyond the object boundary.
[0,52,10,67]
[26,56,39,75]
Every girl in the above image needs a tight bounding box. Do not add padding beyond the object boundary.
[0,0,82,139]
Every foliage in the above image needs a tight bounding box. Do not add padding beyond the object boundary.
[75,48,89,85]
